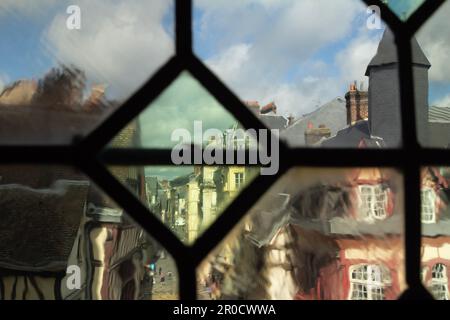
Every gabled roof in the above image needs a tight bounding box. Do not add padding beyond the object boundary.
[321,120,372,148]
[281,97,346,146]
[365,27,430,76]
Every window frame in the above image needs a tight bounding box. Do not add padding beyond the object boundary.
[349,264,391,300]
[0,0,448,300]
[421,187,436,224]
[234,172,244,190]
[429,263,449,300]
[358,184,388,221]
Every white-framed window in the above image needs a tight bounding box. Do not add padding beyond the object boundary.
[421,188,436,223]
[349,264,391,300]
[358,184,388,221]
[429,263,448,300]
[234,172,244,189]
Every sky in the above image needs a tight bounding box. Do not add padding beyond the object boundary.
[1,0,450,178]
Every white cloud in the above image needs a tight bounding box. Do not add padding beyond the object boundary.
[0,0,58,17]
[336,29,381,89]
[416,1,450,83]
[43,0,174,100]
[198,0,379,117]
[432,94,450,108]
[139,72,239,148]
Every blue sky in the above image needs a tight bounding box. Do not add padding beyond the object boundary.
[1,0,449,164]
[1,0,448,108]
[0,0,175,100]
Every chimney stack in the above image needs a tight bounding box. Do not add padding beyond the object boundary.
[345,81,368,125]
[305,123,331,146]
[245,100,260,115]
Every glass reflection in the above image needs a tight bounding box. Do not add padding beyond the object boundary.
[421,167,450,300]
[0,165,178,300]
[197,168,405,300]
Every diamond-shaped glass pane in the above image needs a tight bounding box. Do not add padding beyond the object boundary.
[194,0,403,148]
[421,167,450,300]
[0,165,178,300]
[414,1,450,148]
[384,0,425,20]
[108,72,253,149]
[0,0,174,144]
[105,72,262,244]
[107,165,259,245]
[197,167,406,300]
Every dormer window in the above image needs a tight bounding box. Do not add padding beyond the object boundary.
[349,264,391,300]
[358,184,387,221]
[421,188,436,223]
[429,263,448,300]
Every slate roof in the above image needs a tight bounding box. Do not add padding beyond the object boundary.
[281,97,346,146]
[321,120,375,148]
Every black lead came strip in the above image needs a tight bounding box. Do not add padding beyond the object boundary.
[0,0,448,300]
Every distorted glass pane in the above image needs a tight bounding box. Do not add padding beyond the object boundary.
[194,0,403,148]
[0,165,178,300]
[108,72,259,149]
[0,0,174,144]
[197,167,405,300]
[384,0,425,20]
[107,166,259,245]
[421,167,450,300]
[415,1,450,148]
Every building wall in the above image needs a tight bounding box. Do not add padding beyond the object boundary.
[187,180,201,243]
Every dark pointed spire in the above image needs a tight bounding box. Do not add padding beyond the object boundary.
[365,27,430,76]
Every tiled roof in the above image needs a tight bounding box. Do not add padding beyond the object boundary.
[429,106,450,123]
[0,104,108,144]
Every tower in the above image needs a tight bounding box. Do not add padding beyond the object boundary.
[365,27,430,146]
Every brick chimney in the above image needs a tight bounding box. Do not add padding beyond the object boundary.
[83,84,106,110]
[245,100,260,115]
[260,102,277,114]
[305,123,331,146]
[345,81,368,125]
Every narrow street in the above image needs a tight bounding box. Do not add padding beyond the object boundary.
[150,253,178,300]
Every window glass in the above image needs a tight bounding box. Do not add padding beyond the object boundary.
[0,165,178,300]
[197,167,405,300]
[384,0,425,20]
[421,167,450,300]
[107,165,258,245]
[194,0,403,148]
[414,1,450,147]
[0,0,174,144]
